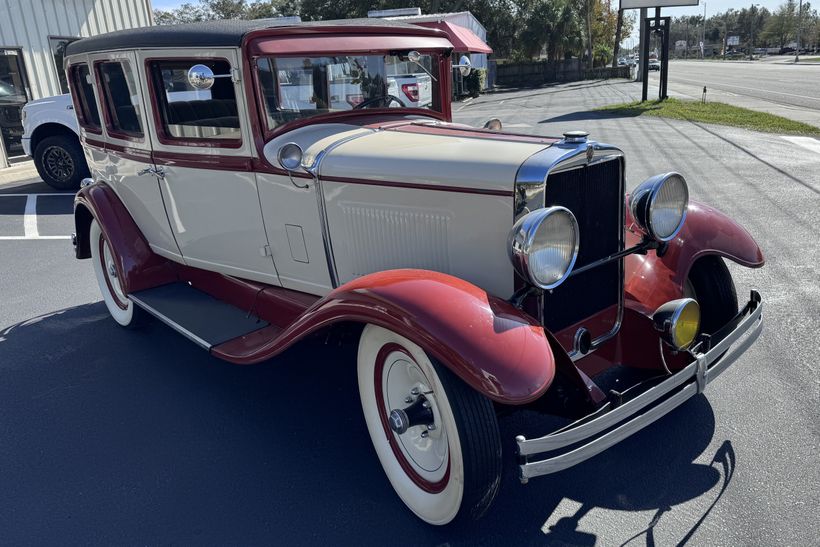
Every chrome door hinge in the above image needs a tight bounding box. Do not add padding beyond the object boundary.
[259,244,272,257]
[231,67,241,83]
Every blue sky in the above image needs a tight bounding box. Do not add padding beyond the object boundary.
[149,1,786,45]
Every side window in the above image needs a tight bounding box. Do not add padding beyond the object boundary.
[69,64,101,132]
[97,61,144,139]
[148,59,240,145]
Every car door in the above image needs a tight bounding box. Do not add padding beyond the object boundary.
[89,51,181,260]
[138,49,280,286]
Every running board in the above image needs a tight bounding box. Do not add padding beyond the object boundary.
[130,282,269,350]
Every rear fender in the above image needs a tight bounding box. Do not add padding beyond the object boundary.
[74,182,175,293]
[625,200,764,312]
[214,270,557,405]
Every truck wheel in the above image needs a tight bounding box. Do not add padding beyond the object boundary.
[90,220,144,328]
[685,256,738,336]
[33,135,89,191]
[357,324,501,525]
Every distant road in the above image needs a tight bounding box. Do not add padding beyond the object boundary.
[649,60,820,126]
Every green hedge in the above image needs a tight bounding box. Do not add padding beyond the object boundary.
[464,68,488,98]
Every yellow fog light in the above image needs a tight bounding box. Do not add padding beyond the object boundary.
[653,298,700,350]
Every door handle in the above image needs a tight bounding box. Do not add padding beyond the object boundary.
[137,166,166,179]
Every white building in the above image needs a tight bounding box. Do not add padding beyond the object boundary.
[0,0,152,167]
[368,8,492,91]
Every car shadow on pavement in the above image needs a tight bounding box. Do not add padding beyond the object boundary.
[538,109,648,124]
[0,304,732,546]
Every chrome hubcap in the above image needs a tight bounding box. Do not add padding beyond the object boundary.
[383,352,448,480]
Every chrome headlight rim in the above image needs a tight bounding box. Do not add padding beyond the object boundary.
[508,206,580,290]
[631,172,689,243]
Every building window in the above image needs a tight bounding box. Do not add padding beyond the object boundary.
[97,61,143,139]
[49,37,78,94]
[148,59,241,145]
[69,64,101,132]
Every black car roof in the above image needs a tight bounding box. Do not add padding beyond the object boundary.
[65,18,443,56]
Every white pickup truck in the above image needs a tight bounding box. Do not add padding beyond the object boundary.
[388,73,433,108]
[21,93,89,190]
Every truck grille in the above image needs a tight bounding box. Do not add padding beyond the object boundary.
[542,159,623,333]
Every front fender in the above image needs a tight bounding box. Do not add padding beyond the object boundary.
[74,182,174,294]
[214,270,556,405]
[625,200,764,311]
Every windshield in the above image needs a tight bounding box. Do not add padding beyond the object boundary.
[256,53,441,130]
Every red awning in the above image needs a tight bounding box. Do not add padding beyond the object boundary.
[414,21,492,54]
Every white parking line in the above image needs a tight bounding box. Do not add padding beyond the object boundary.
[24,195,38,238]
[781,136,820,155]
[0,192,73,241]
[0,193,75,197]
[0,235,71,241]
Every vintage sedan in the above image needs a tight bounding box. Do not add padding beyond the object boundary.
[65,18,764,525]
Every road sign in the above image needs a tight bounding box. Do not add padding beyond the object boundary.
[620,0,698,8]
[727,35,740,45]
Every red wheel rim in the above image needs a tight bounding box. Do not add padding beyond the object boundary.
[98,233,129,311]
[373,343,450,494]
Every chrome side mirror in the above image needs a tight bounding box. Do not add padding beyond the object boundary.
[188,64,215,90]
[455,55,472,77]
[406,50,437,82]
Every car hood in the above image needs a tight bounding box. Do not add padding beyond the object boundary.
[309,121,556,195]
[22,93,72,112]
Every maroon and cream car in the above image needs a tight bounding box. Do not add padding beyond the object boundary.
[65,19,764,525]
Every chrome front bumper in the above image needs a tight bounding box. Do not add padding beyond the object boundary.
[517,290,763,482]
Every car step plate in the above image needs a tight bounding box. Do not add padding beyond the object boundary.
[130,282,269,349]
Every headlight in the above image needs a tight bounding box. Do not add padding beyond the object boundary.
[652,298,700,349]
[630,172,689,242]
[508,206,579,290]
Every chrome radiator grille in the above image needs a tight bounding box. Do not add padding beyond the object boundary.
[542,159,623,333]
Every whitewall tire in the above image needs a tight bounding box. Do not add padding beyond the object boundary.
[90,220,141,327]
[357,324,502,525]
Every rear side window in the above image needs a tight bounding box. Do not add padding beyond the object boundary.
[148,59,241,145]
[69,64,101,132]
[97,61,144,139]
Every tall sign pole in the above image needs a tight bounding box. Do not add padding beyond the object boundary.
[796,0,803,62]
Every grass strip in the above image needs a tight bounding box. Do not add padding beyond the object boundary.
[595,97,819,135]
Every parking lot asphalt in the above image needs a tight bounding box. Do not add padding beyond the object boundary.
[1,81,819,545]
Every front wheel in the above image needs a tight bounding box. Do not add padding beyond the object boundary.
[90,220,144,328]
[357,325,502,525]
[685,256,738,336]
[33,135,89,190]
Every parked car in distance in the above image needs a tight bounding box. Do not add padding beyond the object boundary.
[648,59,661,71]
[22,94,90,190]
[66,18,765,526]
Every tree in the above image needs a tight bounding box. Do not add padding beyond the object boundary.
[762,0,797,47]
[154,0,300,24]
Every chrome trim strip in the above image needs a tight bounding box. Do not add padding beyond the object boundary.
[514,138,625,345]
[516,290,763,480]
[303,130,374,288]
[129,294,212,350]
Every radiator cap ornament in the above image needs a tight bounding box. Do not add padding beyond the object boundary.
[563,130,589,143]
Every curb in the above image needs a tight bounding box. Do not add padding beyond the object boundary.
[0,161,39,185]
